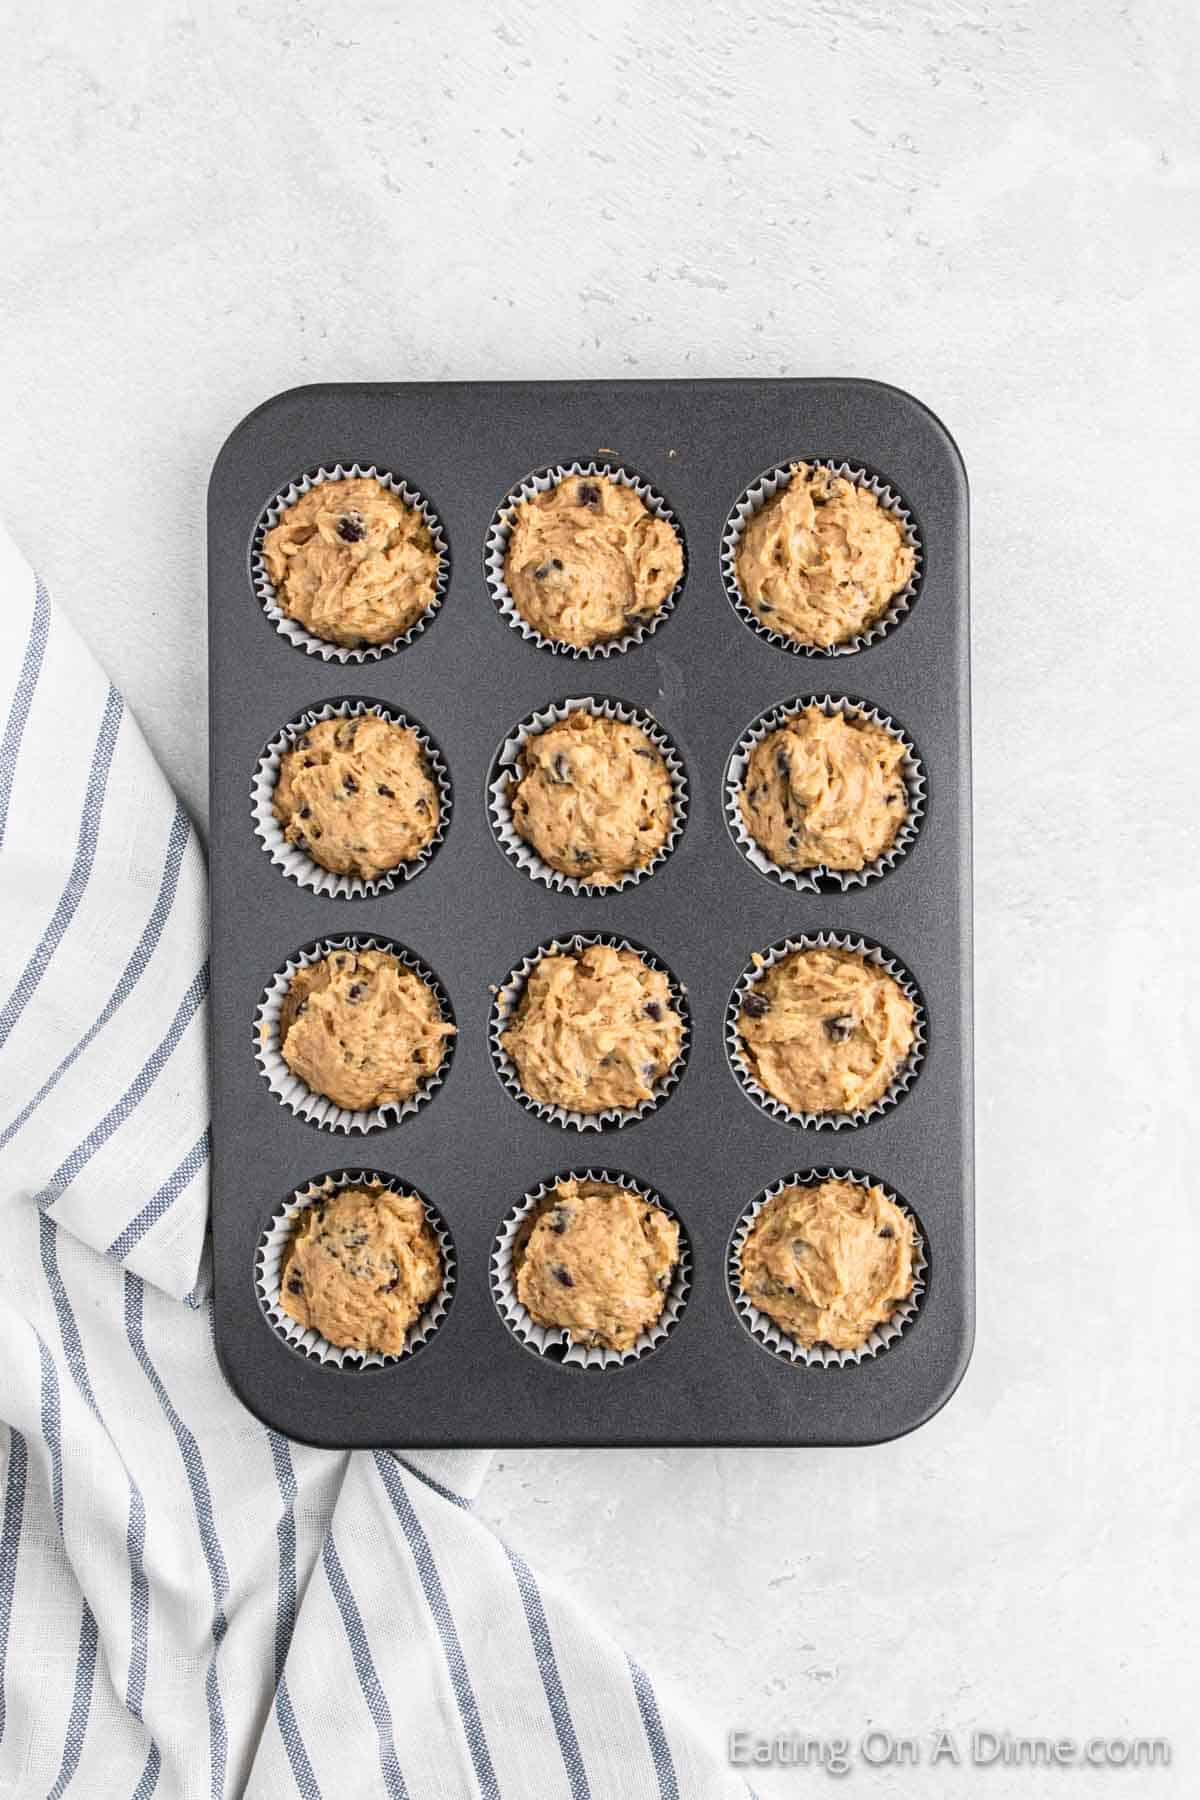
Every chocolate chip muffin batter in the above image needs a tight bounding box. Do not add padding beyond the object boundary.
[273,712,439,882]
[500,942,684,1115]
[737,946,916,1117]
[509,709,674,886]
[734,463,915,649]
[279,1183,442,1356]
[261,476,440,647]
[279,948,454,1113]
[502,474,683,649]
[739,707,909,872]
[738,1178,915,1351]
[513,1178,680,1352]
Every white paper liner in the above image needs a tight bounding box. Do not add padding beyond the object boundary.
[724,695,925,893]
[489,933,690,1132]
[484,461,686,659]
[488,695,688,895]
[250,463,450,663]
[254,936,455,1135]
[256,1169,455,1369]
[252,698,451,899]
[726,932,926,1130]
[490,1168,691,1370]
[728,1168,927,1368]
[721,460,922,657]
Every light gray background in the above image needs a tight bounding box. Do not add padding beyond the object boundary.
[2,4,1196,1795]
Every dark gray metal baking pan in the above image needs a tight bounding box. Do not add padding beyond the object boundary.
[207,377,973,1448]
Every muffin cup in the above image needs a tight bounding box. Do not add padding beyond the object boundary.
[724,695,925,893]
[726,932,926,1130]
[250,462,450,663]
[729,1168,927,1368]
[721,460,922,657]
[490,933,690,1131]
[256,1169,455,1369]
[488,695,688,895]
[484,460,686,659]
[491,1168,691,1370]
[254,936,455,1135]
[252,697,451,899]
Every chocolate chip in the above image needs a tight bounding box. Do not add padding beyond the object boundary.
[293,834,309,854]
[786,833,799,850]
[310,826,322,840]
[577,482,601,507]
[551,557,564,570]
[347,983,365,1002]
[343,1231,368,1248]
[878,1225,895,1239]
[337,513,366,542]
[758,603,774,615]
[824,1014,855,1042]
[334,721,358,749]
[573,847,592,865]
[533,563,551,579]
[743,992,770,1019]
[633,746,654,760]
[377,783,394,798]
[415,797,429,814]
[299,806,311,819]
[343,774,358,795]
[550,753,572,784]
[380,1276,400,1292]
[775,748,791,780]
[287,1274,304,1295]
[553,1265,574,1287]
[642,1061,658,1083]
[549,1208,570,1235]
[644,1000,663,1021]
[302,757,315,769]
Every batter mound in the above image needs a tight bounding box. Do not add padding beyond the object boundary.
[502,473,683,649]
[279,1183,442,1356]
[279,948,455,1113]
[261,475,440,647]
[734,463,915,649]
[510,709,674,886]
[273,712,439,882]
[513,1178,680,1352]
[739,707,909,872]
[737,946,916,1117]
[738,1178,915,1351]
[500,941,683,1115]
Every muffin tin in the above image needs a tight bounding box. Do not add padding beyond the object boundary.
[207,378,973,1448]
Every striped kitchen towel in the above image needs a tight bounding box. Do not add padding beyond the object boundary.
[0,520,748,1800]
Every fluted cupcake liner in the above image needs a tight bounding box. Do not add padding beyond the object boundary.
[488,695,688,895]
[251,697,451,899]
[254,936,455,1135]
[489,933,691,1132]
[726,932,927,1130]
[484,461,686,659]
[728,1168,927,1368]
[250,462,450,663]
[724,695,925,893]
[721,460,922,658]
[256,1169,455,1369]
[491,1168,691,1370]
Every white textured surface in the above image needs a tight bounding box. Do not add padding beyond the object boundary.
[2,3,1197,1794]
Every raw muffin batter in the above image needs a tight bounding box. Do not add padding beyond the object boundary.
[738,1177,915,1351]
[513,1178,680,1352]
[261,475,440,647]
[734,462,916,649]
[279,947,455,1113]
[739,706,909,871]
[737,946,916,1117]
[510,709,674,885]
[279,1183,442,1356]
[273,712,439,882]
[502,473,683,649]
[500,941,683,1115]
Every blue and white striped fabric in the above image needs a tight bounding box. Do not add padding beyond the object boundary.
[0,522,747,1800]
